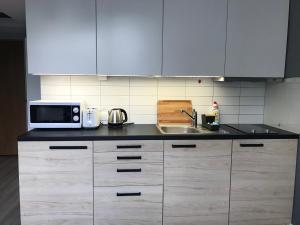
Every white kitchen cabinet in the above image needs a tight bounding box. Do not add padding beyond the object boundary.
[163,0,227,76]
[26,0,96,75]
[225,0,290,77]
[97,0,163,75]
[164,140,232,225]
[18,141,93,225]
[230,139,298,225]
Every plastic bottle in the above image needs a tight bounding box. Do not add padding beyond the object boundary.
[211,101,220,124]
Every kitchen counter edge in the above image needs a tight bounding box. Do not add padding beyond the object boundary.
[17,124,299,141]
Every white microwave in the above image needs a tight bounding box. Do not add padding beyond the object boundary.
[29,100,83,129]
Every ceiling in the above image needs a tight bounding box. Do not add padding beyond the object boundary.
[0,0,25,40]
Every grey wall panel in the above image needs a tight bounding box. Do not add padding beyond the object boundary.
[162,0,227,76]
[285,0,300,77]
[26,0,96,75]
[97,0,163,75]
[226,0,290,78]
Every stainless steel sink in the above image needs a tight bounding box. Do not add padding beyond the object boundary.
[157,125,213,134]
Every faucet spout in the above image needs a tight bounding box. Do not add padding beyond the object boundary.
[181,109,198,128]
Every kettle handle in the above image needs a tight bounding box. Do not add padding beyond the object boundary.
[120,109,128,123]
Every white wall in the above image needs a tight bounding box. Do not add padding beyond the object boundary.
[40,76,266,124]
[264,78,300,133]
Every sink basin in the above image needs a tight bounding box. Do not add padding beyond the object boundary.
[157,125,202,134]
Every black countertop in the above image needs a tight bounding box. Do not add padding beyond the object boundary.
[18,124,299,141]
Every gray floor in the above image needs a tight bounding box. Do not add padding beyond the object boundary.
[0,156,21,225]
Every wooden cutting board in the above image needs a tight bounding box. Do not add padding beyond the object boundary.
[157,100,193,125]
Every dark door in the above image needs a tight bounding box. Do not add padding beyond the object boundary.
[0,41,27,155]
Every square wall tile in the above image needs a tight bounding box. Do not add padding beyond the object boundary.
[130,96,157,106]
[213,97,239,106]
[158,78,186,87]
[130,87,157,96]
[41,85,70,96]
[71,76,100,86]
[41,76,70,86]
[101,86,129,96]
[241,88,265,97]
[186,87,213,97]
[130,78,158,87]
[158,86,185,97]
[214,87,240,97]
[71,85,100,96]
[101,77,130,86]
[186,78,213,87]
[101,96,130,106]
[240,97,265,106]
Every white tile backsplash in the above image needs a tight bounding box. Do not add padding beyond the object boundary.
[40,76,266,124]
[241,88,265,97]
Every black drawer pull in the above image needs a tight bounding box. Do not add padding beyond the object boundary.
[240,144,264,148]
[172,144,196,148]
[117,168,142,173]
[117,145,142,149]
[117,192,141,197]
[117,156,142,160]
[49,146,88,150]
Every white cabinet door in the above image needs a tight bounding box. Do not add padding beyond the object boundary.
[26,0,96,75]
[230,139,298,225]
[164,140,232,225]
[18,141,93,225]
[225,0,290,77]
[97,0,163,75]
[163,0,227,76]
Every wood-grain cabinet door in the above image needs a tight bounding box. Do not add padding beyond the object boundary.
[94,186,163,225]
[230,139,298,225]
[18,141,93,225]
[164,140,232,225]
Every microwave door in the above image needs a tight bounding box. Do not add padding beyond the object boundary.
[30,105,72,123]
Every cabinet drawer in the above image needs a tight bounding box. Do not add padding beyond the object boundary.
[94,140,163,152]
[18,141,93,152]
[94,155,163,186]
[94,186,162,225]
[94,151,163,164]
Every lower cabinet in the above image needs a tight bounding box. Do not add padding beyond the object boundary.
[18,138,298,225]
[230,139,298,225]
[93,140,164,225]
[163,140,232,225]
[94,186,163,225]
[18,141,93,225]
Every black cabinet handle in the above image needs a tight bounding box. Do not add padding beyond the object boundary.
[116,145,142,149]
[117,192,141,197]
[172,144,196,148]
[117,168,142,173]
[117,156,142,160]
[49,146,88,150]
[240,144,264,147]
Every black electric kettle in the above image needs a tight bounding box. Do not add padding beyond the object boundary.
[108,108,128,127]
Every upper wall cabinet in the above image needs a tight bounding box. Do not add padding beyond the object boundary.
[26,0,97,75]
[97,0,163,75]
[162,0,227,76]
[225,0,290,78]
[285,0,300,77]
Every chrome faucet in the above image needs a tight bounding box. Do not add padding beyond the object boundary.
[181,109,198,128]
